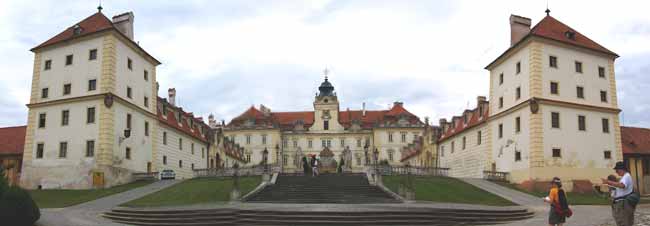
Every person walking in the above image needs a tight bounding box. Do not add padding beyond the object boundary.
[602,161,637,226]
[544,177,570,226]
[311,156,319,177]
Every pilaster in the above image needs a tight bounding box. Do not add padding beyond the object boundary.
[97,34,117,166]
[529,42,543,97]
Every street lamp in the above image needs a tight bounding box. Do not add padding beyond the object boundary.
[262,148,269,173]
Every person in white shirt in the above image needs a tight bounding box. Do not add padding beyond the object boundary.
[602,161,636,226]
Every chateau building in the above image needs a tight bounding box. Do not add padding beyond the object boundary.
[438,12,622,191]
[223,77,427,172]
[20,9,210,189]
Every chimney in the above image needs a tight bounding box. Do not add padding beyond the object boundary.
[509,15,531,46]
[393,101,403,107]
[477,96,487,104]
[112,12,135,40]
[439,118,447,131]
[362,102,366,117]
[168,88,176,106]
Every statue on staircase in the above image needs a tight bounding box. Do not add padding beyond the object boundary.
[341,146,353,172]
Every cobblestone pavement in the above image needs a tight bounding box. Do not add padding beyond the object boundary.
[36,179,182,226]
[596,204,650,226]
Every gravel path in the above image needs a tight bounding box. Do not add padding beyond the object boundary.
[36,179,182,226]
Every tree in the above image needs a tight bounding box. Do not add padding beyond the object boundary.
[0,165,41,226]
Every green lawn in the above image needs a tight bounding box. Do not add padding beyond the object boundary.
[29,180,154,208]
[122,176,261,207]
[495,182,611,205]
[382,176,516,206]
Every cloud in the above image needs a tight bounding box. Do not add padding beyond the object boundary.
[1,0,650,129]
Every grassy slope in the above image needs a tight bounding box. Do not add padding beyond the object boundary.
[122,176,261,207]
[495,182,611,205]
[383,176,516,206]
[29,180,154,208]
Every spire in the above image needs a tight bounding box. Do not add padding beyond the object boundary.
[97,0,103,12]
[545,8,550,16]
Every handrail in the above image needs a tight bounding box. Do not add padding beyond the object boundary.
[483,170,510,182]
[376,165,449,177]
[194,164,280,177]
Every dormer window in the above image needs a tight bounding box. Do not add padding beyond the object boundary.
[73,25,82,35]
[463,114,468,124]
[564,31,576,40]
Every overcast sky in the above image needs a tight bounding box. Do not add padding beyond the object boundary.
[1,0,649,128]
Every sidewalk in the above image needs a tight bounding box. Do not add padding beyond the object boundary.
[36,179,182,226]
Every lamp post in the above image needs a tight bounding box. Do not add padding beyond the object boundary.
[363,144,369,166]
[275,144,280,172]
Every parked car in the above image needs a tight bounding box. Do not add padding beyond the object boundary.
[160,169,176,180]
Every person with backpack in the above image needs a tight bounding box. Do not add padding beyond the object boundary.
[544,177,571,226]
[602,161,638,226]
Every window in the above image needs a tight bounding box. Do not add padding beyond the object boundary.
[602,118,610,133]
[600,91,608,103]
[308,140,313,148]
[127,58,132,70]
[179,160,183,168]
[515,151,521,161]
[499,97,503,108]
[578,115,586,131]
[144,70,149,81]
[498,124,503,138]
[293,140,298,148]
[322,140,327,148]
[246,154,251,162]
[191,163,194,170]
[88,79,96,91]
[440,146,445,157]
[323,120,329,130]
[401,132,407,143]
[36,143,44,158]
[163,155,167,165]
[551,112,560,128]
[477,131,482,145]
[356,138,361,147]
[179,138,183,150]
[144,121,149,136]
[462,136,466,150]
[89,49,97,60]
[365,137,370,146]
[604,151,612,159]
[262,135,267,145]
[163,132,167,145]
[202,148,205,158]
[87,107,95,123]
[598,66,606,78]
[59,142,68,158]
[61,110,69,126]
[326,139,332,147]
[86,140,95,157]
[191,143,195,154]
[127,87,132,99]
[125,147,131,160]
[552,148,561,158]
[549,56,557,68]
[246,135,251,144]
[515,117,521,133]
[126,113,132,129]
[516,87,521,100]
[283,155,288,165]
[388,152,394,161]
[388,133,394,142]
[576,86,584,99]
[144,96,149,107]
[65,54,73,65]
[44,60,52,70]
[41,88,49,98]
[63,83,71,95]
[575,61,583,73]
[451,141,455,153]
[499,73,504,85]
[516,61,521,74]
[550,82,559,95]
[38,113,46,128]
[340,138,345,147]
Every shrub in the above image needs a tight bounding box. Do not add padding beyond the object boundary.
[0,170,41,226]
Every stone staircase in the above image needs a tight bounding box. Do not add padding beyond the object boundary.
[103,207,535,226]
[245,173,400,203]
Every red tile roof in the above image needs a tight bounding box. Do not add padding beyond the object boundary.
[621,126,650,155]
[530,16,617,56]
[439,105,489,142]
[486,15,617,69]
[227,104,422,130]
[31,11,161,65]
[157,97,209,143]
[0,126,27,156]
